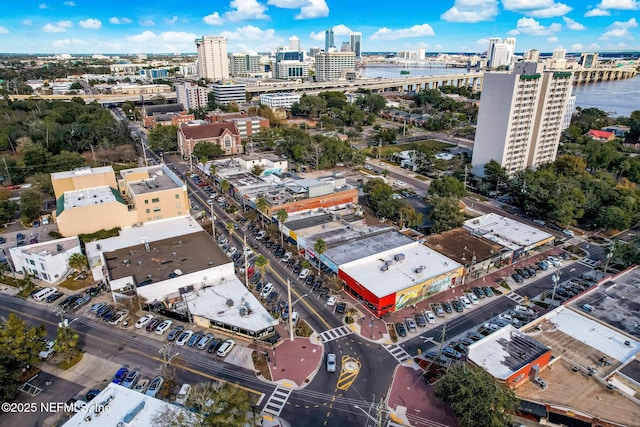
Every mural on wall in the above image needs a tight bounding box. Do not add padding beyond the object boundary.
[394,269,461,311]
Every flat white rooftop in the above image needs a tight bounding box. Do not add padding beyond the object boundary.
[18,236,80,256]
[64,186,119,210]
[51,165,114,180]
[339,241,462,298]
[533,306,640,363]
[467,325,550,380]
[63,383,191,427]
[463,213,553,250]
[186,277,278,333]
[326,230,416,268]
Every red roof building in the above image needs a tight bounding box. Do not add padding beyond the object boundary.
[588,129,615,142]
[178,122,244,158]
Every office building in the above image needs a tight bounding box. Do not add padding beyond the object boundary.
[141,104,193,129]
[523,49,540,62]
[309,47,321,58]
[340,42,351,52]
[228,52,262,75]
[195,36,230,80]
[174,82,209,111]
[580,52,598,68]
[471,62,574,175]
[314,51,356,81]
[260,92,301,109]
[417,48,425,61]
[350,32,362,58]
[211,80,246,105]
[552,48,566,60]
[9,237,82,284]
[487,37,515,68]
[325,28,334,52]
[288,36,300,51]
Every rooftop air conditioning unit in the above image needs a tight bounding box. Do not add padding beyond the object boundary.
[415,266,425,275]
[385,260,394,266]
[394,253,405,262]
[381,265,388,272]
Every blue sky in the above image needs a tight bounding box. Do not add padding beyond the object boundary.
[0,0,639,54]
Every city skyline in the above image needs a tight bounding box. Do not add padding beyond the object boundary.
[0,0,639,54]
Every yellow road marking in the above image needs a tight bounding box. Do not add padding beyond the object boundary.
[336,355,361,391]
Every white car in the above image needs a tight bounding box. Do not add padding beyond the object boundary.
[260,283,274,299]
[109,310,129,326]
[134,314,154,329]
[364,165,374,171]
[298,269,310,280]
[244,247,253,257]
[175,330,194,346]
[424,310,436,324]
[547,256,562,267]
[459,296,472,309]
[39,340,56,359]
[394,180,407,187]
[154,319,173,335]
[466,292,479,304]
[281,252,292,262]
[256,231,267,240]
[216,339,235,357]
[326,295,337,306]
[326,353,337,372]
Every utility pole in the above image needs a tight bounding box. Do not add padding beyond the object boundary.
[244,234,249,287]
[287,279,294,341]
[604,241,616,276]
[3,157,11,184]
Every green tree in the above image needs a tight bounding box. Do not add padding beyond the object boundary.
[67,253,88,272]
[54,323,79,365]
[429,176,467,198]
[0,354,22,402]
[251,164,264,176]
[19,188,44,223]
[192,142,224,162]
[435,363,518,427]
[275,209,288,245]
[313,238,327,278]
[147,125,178,152]
[597,205,631,231]
[220,179,230,195]
[255,197,268,227]
[429,196,464,233]
[0,313,46,366]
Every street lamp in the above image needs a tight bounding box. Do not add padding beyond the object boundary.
[603,241,615,277]
[550,272,561,305]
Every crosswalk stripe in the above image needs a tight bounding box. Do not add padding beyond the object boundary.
[383,344,412,363]
[319,325,353,343]
[262,385,293,417]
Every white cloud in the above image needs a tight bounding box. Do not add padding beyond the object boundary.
[370,24,436,40]
[53,38,87,47]
[267,0,304,6]
[476,37,490,45]
[266,0,328,18]
[225,0,269,22]
[109,17,132,25]
[39,3,47,9]
[22,19,33,26]
[563,17,585,30]
[441,0,498,23]
[547,36,559,42]
[63,1,75,6]
[611,17,638,28]
[309,24,353,41]
[584,8,610,16]
[43,21,72,33]
[0,26,9,34]
[502,0,572,17]
[203,12,224,25]
[126,31,157,43]
[572,43,584,50]
[528,3,572,17]
[600,28,633,38]
[598,0,638,9]
[125,31,199,54]
[510,17,561,35]
[79,18,101,29]
[139,19,155,26]
[220,25,284,51]
[164,16,178,25]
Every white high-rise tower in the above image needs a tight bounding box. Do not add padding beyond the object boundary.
[195,36,230,80]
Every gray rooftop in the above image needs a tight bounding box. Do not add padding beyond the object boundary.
[324,230,415,267]
[123,165,184,195]
[286,213,333,231]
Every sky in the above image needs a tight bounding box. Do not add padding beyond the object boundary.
[0,0,639,54]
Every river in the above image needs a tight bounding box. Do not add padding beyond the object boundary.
[361,66,639,118]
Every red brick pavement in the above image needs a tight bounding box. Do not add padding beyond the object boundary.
[268,324,323,388]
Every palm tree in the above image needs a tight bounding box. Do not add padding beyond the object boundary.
[254,255,268,285]
[54,324,79,364]
[226,221,235,237]
[67,253,88,273]
[313,238,327,278]
[220,179,230,195]
[276,209,288,245]
[256,197,268,227]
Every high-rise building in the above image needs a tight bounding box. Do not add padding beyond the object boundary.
[309,47,322,58]
[274,48,308,80]
[229,52,262,75]
[471,62,574,175]
[195,36,229,80]
[340,42,351,52]
[211,80,246,105]
[552,48,566,60]
[350,32,362,58]
[417,48,426,61]
[314,51,356,81]
[325,28,334,52]
[175,82,209,110]
[289,36,300,51]
[579,52,598,68]
[487,37,515,68]
[523,49,540,62]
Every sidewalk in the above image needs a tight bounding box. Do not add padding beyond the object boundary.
[266,323,323,388]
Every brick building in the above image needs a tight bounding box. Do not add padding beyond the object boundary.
[178,122,244,158]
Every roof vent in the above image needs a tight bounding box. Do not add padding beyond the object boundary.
[226,298,234,307]
[385,260,394,266]
[381,265,388,272]
[56,244,63,252]
[415,266,425,275]
[394,253,405,262]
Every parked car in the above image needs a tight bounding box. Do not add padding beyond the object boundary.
[45,292,64,303]
[441,301,453,313]
[145,317,163,332]
[326,295,338,306]
[326,353,337,373]
[216,339,235,357]
[207,339,222,354]
[395,322,407,337]
[335,302,347,314]
[473,287,486,299]
[424,310,436,323]
[292,264,302,274]
[467,331,484,341]
[187,331,204,347]
[466,292,479,304]
[451,299,464,313]
[196,333,215,350]
[146,376,164,397]
[112,367,129,385]
[154,319,173,335]
[482,286,494,297]
[260,282,274,299]
[432,304,445,317]
[167,326,184,342]
[442,346,463,360]
[133,379,149,394]
[122,370,140,388]
[281,252,292,262]
[459,296,472,309]
[109,310,129,326]
[511,273,524,283]
[404,318,417,333]
[134,314,154,329]
[298,269,310,280]
[414,313,427,327]
[175,330,194,346]
[39,340,56,359]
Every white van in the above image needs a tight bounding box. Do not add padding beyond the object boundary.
[175,384,191,406]
[33,287,58,302]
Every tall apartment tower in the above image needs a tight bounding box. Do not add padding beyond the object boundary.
[552,48,567,60]
[471,62,574,176]
[325,28,334,52]
[229,52,262,75]
[350,32,362,58]
[289,36,300,51]
[195,36,230,80]
[523,49,540,62]
[315,51,356,81]
[175,82,209,110]
[487,37,515,68]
